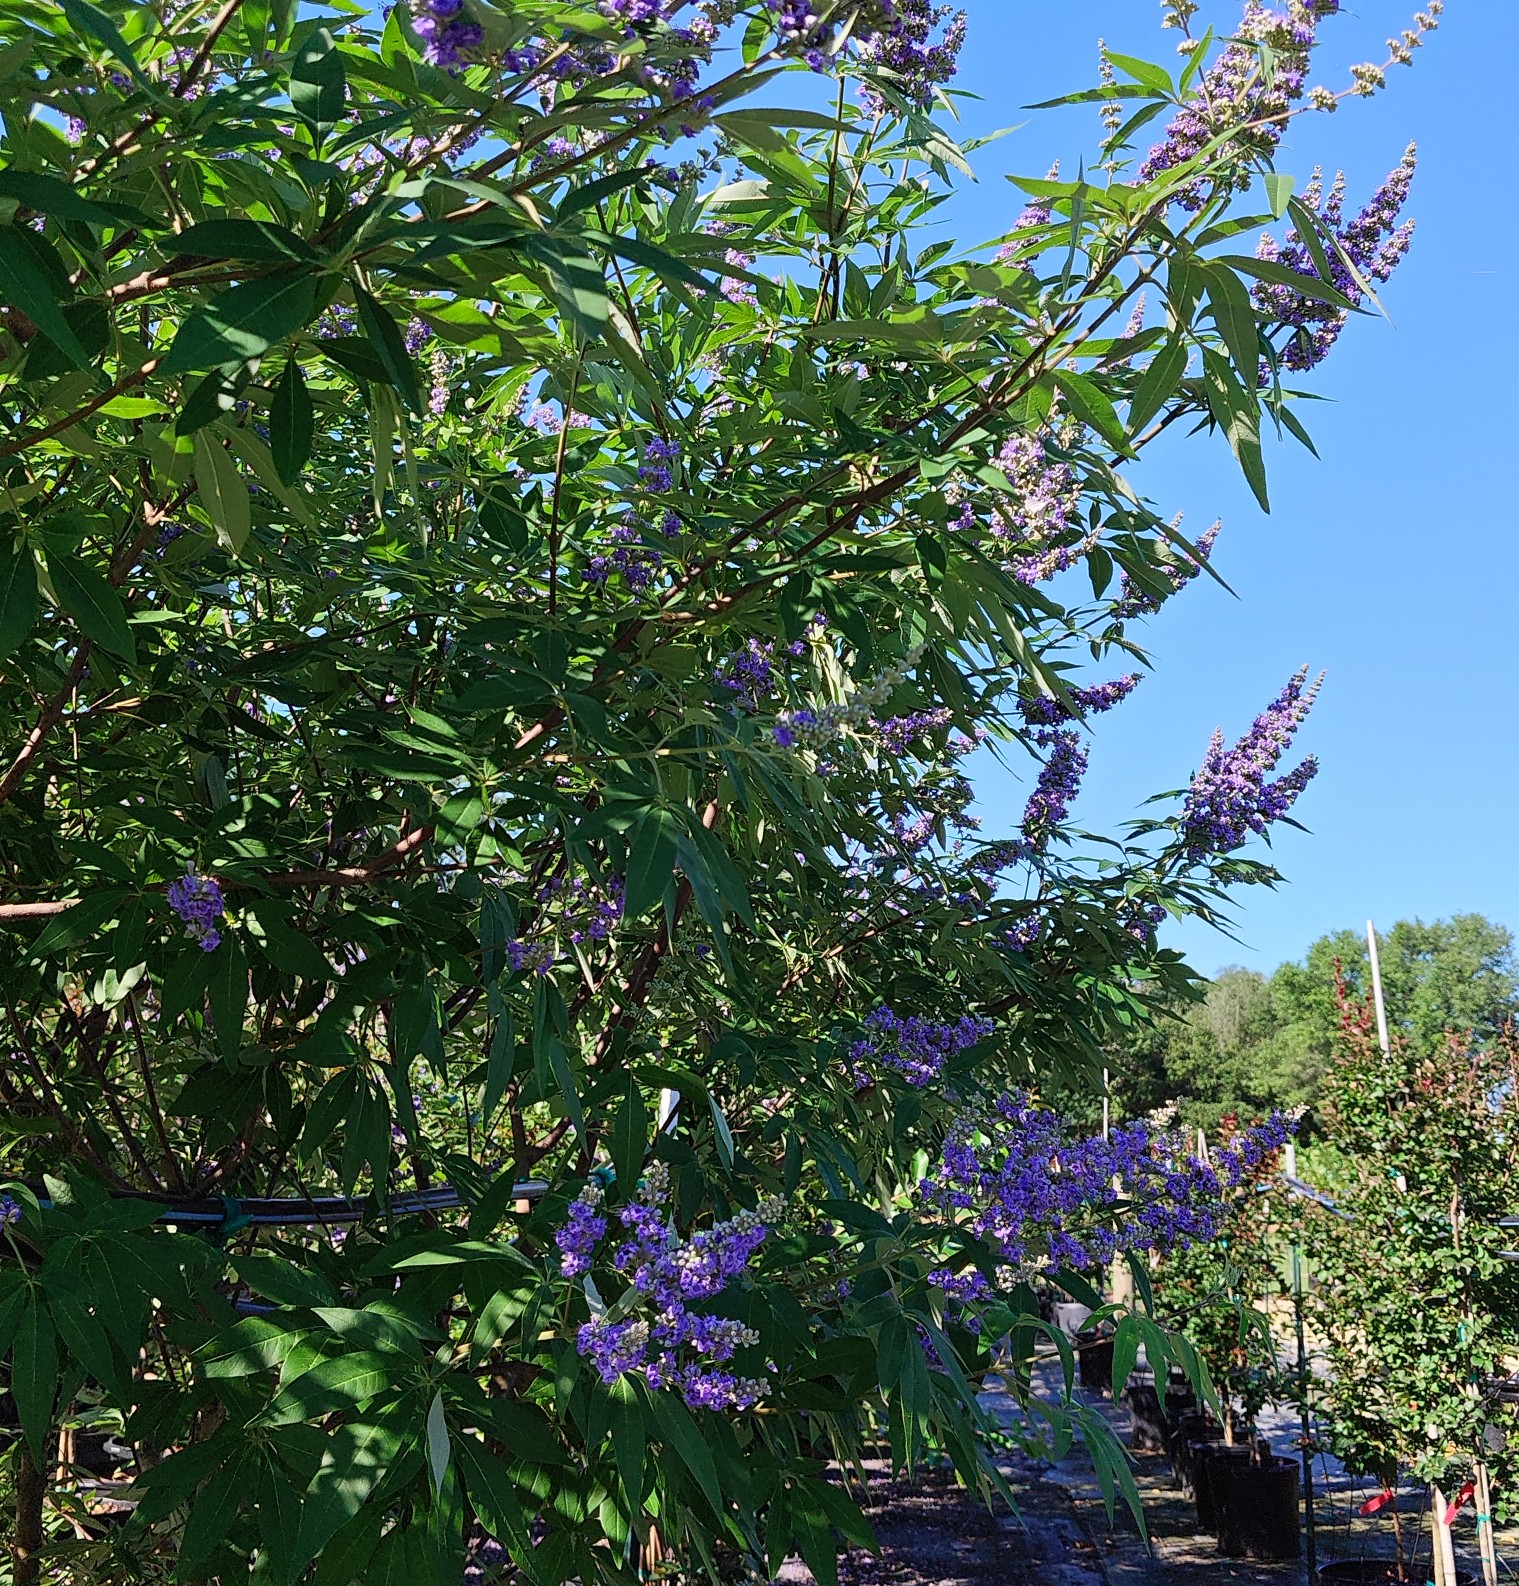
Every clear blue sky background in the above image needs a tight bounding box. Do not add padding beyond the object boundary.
[938,2,1514,975]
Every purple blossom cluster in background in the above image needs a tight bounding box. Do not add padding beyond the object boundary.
[0,1196,21,1228]
[1018,674,1140,728]
[566,1165,780,1411]
[847,1004,995,1088]
[503,873,625,976]
[638,436,680,492]
[1179,665,1321,858]
[922,1095,1294,1290]
[995,164,1058,271]
[1139,1,1341,209]
[584,521,663,592]
[167,867,224,952]
[714,638,775,712]
[1253,146,1417,370]
[409,0,482,70]
[873,707,954,754]
[1115,520,1220,619]
[855,0,968,114]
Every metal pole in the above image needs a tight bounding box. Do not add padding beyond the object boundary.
[1286,1139,1317,1582]
[1366,920,1392,1059]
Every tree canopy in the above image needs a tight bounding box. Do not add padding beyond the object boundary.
[0,0,1433,1580]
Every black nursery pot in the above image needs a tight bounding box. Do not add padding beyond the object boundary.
[1216,1454,1300,1560]
[1194,1443,1255,1535]
[1169,1411,1221,1488]
[1125,1383,1166,1454]
[1317,1562,1477,1586]
[1076,1330,1113,1395]
[69,1430,134,1476]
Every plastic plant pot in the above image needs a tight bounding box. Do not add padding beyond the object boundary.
[1194,1442,1256,1535]
[1317,1561,1477,1586]
[1216,1454,1300,1559]
[1125,1383,1167,1453]
[1076,1330,1113,1395]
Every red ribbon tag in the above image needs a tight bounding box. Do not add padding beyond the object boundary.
[1444,1482,1476,1526]
[1358,1489,1396,1516]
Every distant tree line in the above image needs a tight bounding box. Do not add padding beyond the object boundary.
[1104,915,1518,1130]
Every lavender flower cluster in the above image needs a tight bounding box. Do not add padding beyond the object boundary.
[855,0,968,114]
[563,1165,780,1411]
[409,0,482,71]
[504,873,625,975]
[167,867,224,952]
[1018,674,1140,728]
[1179,666,1321,858]
[847,1004,995,1088]
[1253,147,1417,370]
[1016,730,1088,855]
[1115,520,1220,619]
[1139,1,1342,209]
[922,1094,1294,1291]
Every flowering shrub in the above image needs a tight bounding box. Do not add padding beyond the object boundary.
[1308,982,1519,1523]
[0,0,1427,1580]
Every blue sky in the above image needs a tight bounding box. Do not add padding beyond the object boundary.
[940,2,1515,975]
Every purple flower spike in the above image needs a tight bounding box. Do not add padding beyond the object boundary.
[1179,666,1322,858]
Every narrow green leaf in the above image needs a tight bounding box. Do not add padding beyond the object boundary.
[58,0,153,91]
[163,271,318,375]
[649,1392,723,1518]
[0,540,39,660]
[1264,171,1294,219]
[47,552,135,660]
[354,286,422,413]
[174,219,319,263]
[13,1303,58,1459]
[425,1389,451,1495]
[193,431,253,554]
[0,225,90,368]
[1202,261,1261,383]
[207,931,248,1062]
[611,1076,647,1191]
[1127,337,1187,438]
[624,809,679,918]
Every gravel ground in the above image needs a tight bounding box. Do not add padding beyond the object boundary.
[777,1361,1519,1586]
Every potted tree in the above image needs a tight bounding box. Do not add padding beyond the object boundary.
[1152,1117,1299,1554]
[1308,979,1519,1583]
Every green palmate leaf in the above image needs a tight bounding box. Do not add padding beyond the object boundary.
[290,26,346,151]
[0,539,38,660]
[12,1302,58,1459]
[46,552,135,660]
[293,1419,404,1573]
[355,286,423,413]
[193,430,253,553]
[163,271,319,374]
[0,224,91,369]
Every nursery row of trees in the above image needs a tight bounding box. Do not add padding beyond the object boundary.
[1151,974,1519,1576]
